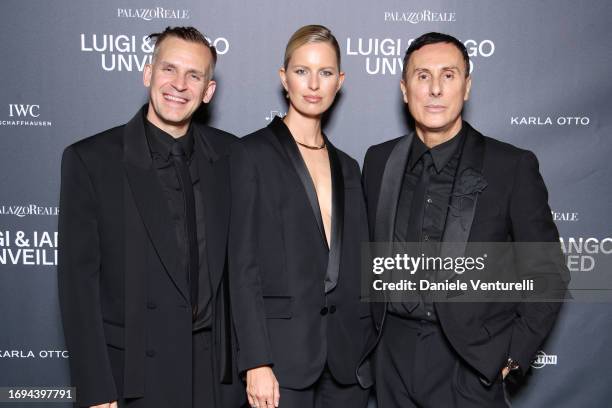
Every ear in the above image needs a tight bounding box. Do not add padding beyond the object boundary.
[279,67,288,93]
[336,71,345,92]
[202,80,217,104]
[400,79,408,104]
[143,64,152,87]
[464,75,472,101]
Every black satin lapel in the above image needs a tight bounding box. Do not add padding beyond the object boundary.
[325,142,344,293]
[374,133,413,242]
[195,131,228,294]
[269,117,327,246]
[123,110,190,303]
[439,124,486,281]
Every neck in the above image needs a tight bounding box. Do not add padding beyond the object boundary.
[415,118,463,148]
[146,111,189,138]
[283,110,323,146]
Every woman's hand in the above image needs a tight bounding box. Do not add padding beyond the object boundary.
[246,366,280,407]
[90,402,117,408]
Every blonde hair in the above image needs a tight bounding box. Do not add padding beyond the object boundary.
[148,26,217,79]
[283,25,341,70]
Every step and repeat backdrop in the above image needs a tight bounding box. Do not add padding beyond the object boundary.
[1,0,611,407]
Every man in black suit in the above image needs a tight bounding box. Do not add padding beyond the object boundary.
[358,32,568,407]
[58,27,244,408]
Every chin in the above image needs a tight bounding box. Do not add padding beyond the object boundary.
[294,106,326,118]
[417,119,447,130]
[158,112,188,125]
[163,107,192,120]
[158,113,181,123]
[420,115,457,129]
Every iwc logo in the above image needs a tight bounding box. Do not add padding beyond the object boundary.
[1,104,52,127]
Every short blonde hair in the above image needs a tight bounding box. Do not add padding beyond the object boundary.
[283,25,341,70]
[148,26,217,79]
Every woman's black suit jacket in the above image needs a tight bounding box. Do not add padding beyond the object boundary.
[229,117,375,389]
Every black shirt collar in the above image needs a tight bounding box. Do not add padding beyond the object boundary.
[145,118,194,162]
[409,124,465,173]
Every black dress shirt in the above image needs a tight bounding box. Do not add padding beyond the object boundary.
[145,119,212,330]
[389,125,466,322]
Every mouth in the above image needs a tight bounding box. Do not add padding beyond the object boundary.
[303,95,322,103]
[424,104,446,113]
[163,93,189,104]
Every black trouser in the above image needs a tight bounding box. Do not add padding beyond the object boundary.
[375,314,508,408]
[192,328,215,408]
[278,365,370,408]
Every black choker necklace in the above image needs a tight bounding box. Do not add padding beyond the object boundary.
[295,139,326,150]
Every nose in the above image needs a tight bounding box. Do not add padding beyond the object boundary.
[308,73,320,91]
[171,74,187,92]
[429,76,442,97]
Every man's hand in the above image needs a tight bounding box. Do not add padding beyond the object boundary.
[90,402,118,408]
[246,366,280,408]
[501,367,510,380]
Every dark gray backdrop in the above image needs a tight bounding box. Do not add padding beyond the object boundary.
[1,0,611,407]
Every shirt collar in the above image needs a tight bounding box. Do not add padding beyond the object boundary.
[145,118,194,162]
[409,124,465,173]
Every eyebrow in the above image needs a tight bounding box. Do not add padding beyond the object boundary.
[187,69,206,76]
[291,64,337,71]
[414,66,461,73]
[160,61,206,76]
[442,65,461,72]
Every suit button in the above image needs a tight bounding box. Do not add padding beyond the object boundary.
[320,307,329,316]
[147,302,157,310]
[329,305,336,314]
[146,349,156,357]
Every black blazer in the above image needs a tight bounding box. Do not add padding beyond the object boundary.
[58,106,243,407]
[229,117,375,389]
[358,122,569,385]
